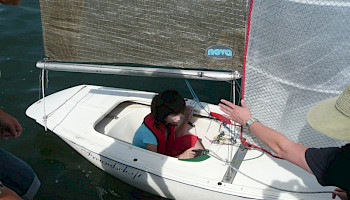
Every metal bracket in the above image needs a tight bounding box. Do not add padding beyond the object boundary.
[221,144,248,183]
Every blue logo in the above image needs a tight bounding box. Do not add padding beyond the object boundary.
[206,45,234,59]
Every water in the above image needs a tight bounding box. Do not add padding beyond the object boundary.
[0,1,232,199]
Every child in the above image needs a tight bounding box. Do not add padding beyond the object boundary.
[132,90,204,159]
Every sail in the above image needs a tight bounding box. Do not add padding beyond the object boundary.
[39,0,248,71]
[243,0,350,149]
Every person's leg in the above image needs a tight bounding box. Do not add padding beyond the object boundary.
[0,148,40,199]
[181,128,204,150]
[172,135,205,157]
[21,174,40,200]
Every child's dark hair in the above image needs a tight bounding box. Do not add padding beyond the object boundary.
[151,90,186,125]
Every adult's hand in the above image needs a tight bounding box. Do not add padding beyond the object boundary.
[0,0,22,5]
[0,110,22,139]
[219,99,252,125]
[332,188,348,200]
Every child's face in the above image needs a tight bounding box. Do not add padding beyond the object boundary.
[164,113,182,125]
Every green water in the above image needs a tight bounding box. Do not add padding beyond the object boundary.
[0,1,232,199]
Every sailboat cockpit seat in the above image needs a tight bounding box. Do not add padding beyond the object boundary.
[94,102,150,143]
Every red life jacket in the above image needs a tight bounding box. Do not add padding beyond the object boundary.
[143,113,176,156]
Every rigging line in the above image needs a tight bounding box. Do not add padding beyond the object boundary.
[238,125,283,159]
[185,79,240,140]
[228,74,235,161]
[241,137,283,159]
[208,150,333,195]
[45,85,87,118]
[46,69,49,88]
[205,136,237,146]
[232,77,280,159]
[185,78,273,157]
[38,71,41,99]
[235,79,242,101]
[41,57,52,131]
[185,79,209,114]
[229,74,238,160]
[41,68,47,131]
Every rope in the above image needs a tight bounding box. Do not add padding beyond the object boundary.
[41,66,47,131]
[240,134,283,159]
[184,79,239,139]
[39,59,86,131]
[45,85,87,118]
[185,79,209,114]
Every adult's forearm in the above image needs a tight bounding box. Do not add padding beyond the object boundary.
[249,122,289,157]
[249,122,311,173]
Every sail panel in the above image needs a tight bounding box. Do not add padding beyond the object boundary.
[40,0,248,71]
[244,0,350,149]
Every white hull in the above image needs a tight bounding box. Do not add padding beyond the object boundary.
[26,85,334,200]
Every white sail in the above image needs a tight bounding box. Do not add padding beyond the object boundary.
[243,0,350,149]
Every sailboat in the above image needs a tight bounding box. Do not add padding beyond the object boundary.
[26,0,350,199]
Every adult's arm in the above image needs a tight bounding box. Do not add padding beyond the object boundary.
[219,99,312,173]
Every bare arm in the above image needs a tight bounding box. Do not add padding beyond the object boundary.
[175,147,197,159]
[175,106,193,138]
[248,122,311,173]
[146,144,196,159]
[146,144,157,153]
[219,99,312,173]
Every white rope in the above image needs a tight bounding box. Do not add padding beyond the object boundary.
[41,68,48,131]
[45,85,86,118]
